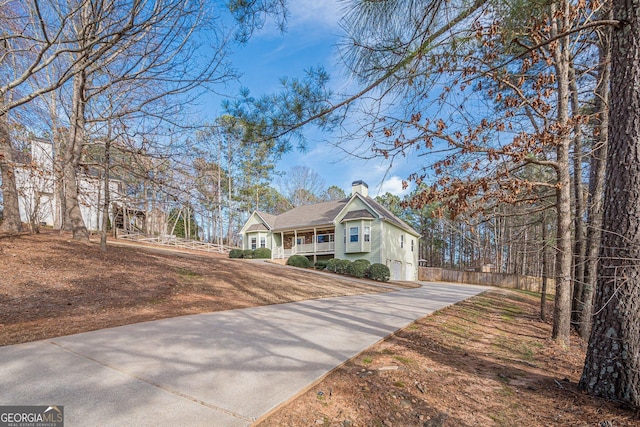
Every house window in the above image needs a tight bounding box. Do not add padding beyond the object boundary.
[251,237,257,250]
[364,226,370,242]
[297,236,305,245]
[400,235,404,248]
[411,239,414,252]
[350,226,359,242]
[317,234,335,243]
[260,237,266,248]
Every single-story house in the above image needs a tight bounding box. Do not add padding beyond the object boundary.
[239,180,421,281]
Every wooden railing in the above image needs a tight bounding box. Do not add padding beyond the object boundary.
[116,229,231,253]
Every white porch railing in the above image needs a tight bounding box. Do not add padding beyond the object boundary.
[273,241,335,258]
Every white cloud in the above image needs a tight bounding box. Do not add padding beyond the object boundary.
[377,176,411,197]
[288,0,342,29]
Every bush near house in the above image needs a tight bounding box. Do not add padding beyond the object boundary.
[347,259,370,278]
[368,263,390,282]
[229,248,272,259]
[335,259,351,274]
[315,260,328,270]
[287,255,311,268]
[325,258,389,281]
[326,258,339,273]
[241,249,254,259]
[229,249,243,259]
[252,248,271,259]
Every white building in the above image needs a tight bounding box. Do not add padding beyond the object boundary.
[16,139,122,230]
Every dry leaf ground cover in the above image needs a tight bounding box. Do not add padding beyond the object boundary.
[0,230,388,346]
[258,290,640,427]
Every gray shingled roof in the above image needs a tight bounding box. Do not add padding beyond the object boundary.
[246,223,269,232]
[251,194,420,236]
[268,199,348,231]
[341,209,375,221]
[255,211,277,228]
[364,196,420,236]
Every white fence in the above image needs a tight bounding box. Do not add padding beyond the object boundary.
[116,229,230,253]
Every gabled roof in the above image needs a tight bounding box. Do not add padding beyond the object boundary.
[341,209,375,221]
[246,223,269,232]
[255,211,277,229]
[268,199,348,231]
[365,196,420,237]
[244,194,420,237]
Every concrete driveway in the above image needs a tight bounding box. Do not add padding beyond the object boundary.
[0,281,488,426]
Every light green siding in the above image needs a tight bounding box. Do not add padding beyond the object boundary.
[370,219,382,264]
[334,197,380,263]
[334,197,371,222]
[240,213,272,250]
[246,231,272,250]
[380,220,419,280]
[343,219,372,254]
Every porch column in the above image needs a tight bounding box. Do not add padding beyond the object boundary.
[280,231,284,258]
[313,227,317,264]
[270,234,275,259]
[294,230,297,254]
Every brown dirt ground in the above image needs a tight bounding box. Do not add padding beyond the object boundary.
[0,230,393,346]
[2,231,638,426]
[258,290,640,427]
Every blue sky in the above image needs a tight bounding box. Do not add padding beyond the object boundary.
[205,1,419,198]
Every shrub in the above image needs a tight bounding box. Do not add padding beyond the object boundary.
[354,258,371,269]
[326,258,339,272]
[287,255,310,268]
[252,248,271,259]
[347,259,370,278]
[368,263,390,282]
[229,249,243,259]
[241,249,254,259]
[315,260,328,270]
[335,259,351,274]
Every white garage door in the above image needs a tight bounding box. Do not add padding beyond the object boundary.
[392,260,402,280]
[405,263,414,281]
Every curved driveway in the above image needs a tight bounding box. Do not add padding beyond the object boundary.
[0,281,488,426]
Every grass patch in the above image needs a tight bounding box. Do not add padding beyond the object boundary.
[362,357,373,365]
[393,355,413,364]
[176,267,202,278]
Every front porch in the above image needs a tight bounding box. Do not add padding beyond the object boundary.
[272,228,335,259]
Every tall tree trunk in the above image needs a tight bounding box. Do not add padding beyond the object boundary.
[550,0,573,345]
[570,63,587,328]
[47,94,66,231]
[541,211,549,322]
[63,71,89,240]
[100,137,111,252]
[580,8,612,340]
[579,0,640,407]
[0,119,23,233]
